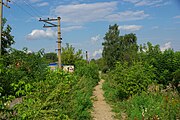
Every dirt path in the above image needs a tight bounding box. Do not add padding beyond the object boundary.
[91,79,115,120]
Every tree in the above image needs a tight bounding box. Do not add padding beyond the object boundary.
[138,42,180,90]
[43,52,58,63]
[102,24,120,69]
[120,33,138,63]
[2,18,15,55]
[61,43,83,65]
[1,48,47,96]
[102,24,138,69]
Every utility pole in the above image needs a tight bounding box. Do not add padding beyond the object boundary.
[39,17,62,69]
[86,51,89,63]
[0,0,10,56]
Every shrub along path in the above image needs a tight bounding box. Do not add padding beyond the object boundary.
[91,79,115,120]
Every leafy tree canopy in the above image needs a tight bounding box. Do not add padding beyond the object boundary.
[102,24,138,69]
[43,52,58,63]
[1,18,15,55]
[61,43,83,65]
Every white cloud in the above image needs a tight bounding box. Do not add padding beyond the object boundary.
[174,15,180,19]
[154,1,170,7]
[92,49,102,58]
[160,42,172,52]
[91,34,101,43]
[136,0,162,6]
[123,0,169,7]
[106,10,149,22]
[29,0,41,3]
[152,26,159,29]
[62,25,83,32]
[52,2,117,23]
[118,25,142,31]
[27,28,57,40]
[37,2,49,7]
[123,0,140,3]
[51,2,148,24]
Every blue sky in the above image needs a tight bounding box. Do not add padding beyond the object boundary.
[3,0,180,59]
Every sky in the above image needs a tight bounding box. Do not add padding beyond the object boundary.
[3,0,180,59]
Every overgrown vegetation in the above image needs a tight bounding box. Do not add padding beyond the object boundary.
[104,62,155,100]
[101,24,180,119]
[1,18,179,120]
[13,62,99,119]
[0,22,100,119]
[1,49,99,119]
[112,91,180,120]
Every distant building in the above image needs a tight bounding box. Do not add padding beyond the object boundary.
[49,63,74,72]
[63,65,74,73]
[49,63,58,71]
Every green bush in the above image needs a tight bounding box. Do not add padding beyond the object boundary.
[116,91,180,120]
[104,62,155,100]
[12,62,99,119]
[1,47,100,119]
[13,70,75,119]
[75,60,99,82]
[1,49,48,97]
[173,69,180,92]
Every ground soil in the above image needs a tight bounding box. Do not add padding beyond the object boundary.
[91,79,116,120]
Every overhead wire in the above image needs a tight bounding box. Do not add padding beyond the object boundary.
[11,0,36,18]
[23,0,43,18]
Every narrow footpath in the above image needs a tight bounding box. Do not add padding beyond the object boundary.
[91,79,115,120]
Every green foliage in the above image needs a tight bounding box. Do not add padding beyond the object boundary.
[43,52,58,63]
[102,24,138,69]
[14,70,75,119]
[94,58,108,73]
[139,43,180,89]
[1,43,100,119]
[11,80,32,97]
[0,48,48,96]
[75,60,99,81]
[101,24,180,120]
[0,48,48,119]
[1,18,15,55]
[102,41,180,119]
[14,65,99,119]
[173,69,180,92]
[102,24,120,69]
[104,62,155,100]
[114,91,180,120]
[62,43,83,65]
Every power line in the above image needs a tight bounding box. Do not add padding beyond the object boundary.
[23,0,42,18]
[11,0,37,18]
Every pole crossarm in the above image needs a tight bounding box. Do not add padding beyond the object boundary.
[43,25,57,28]
[0,0,10,8]
[2,3,10,8]
[39,18,58,21]
[39,18,58,27]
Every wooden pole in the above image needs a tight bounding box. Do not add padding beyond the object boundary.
[86,51,88,63]
[57,17,61,69]
[0,0,2,56]
[39,17,62,69]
